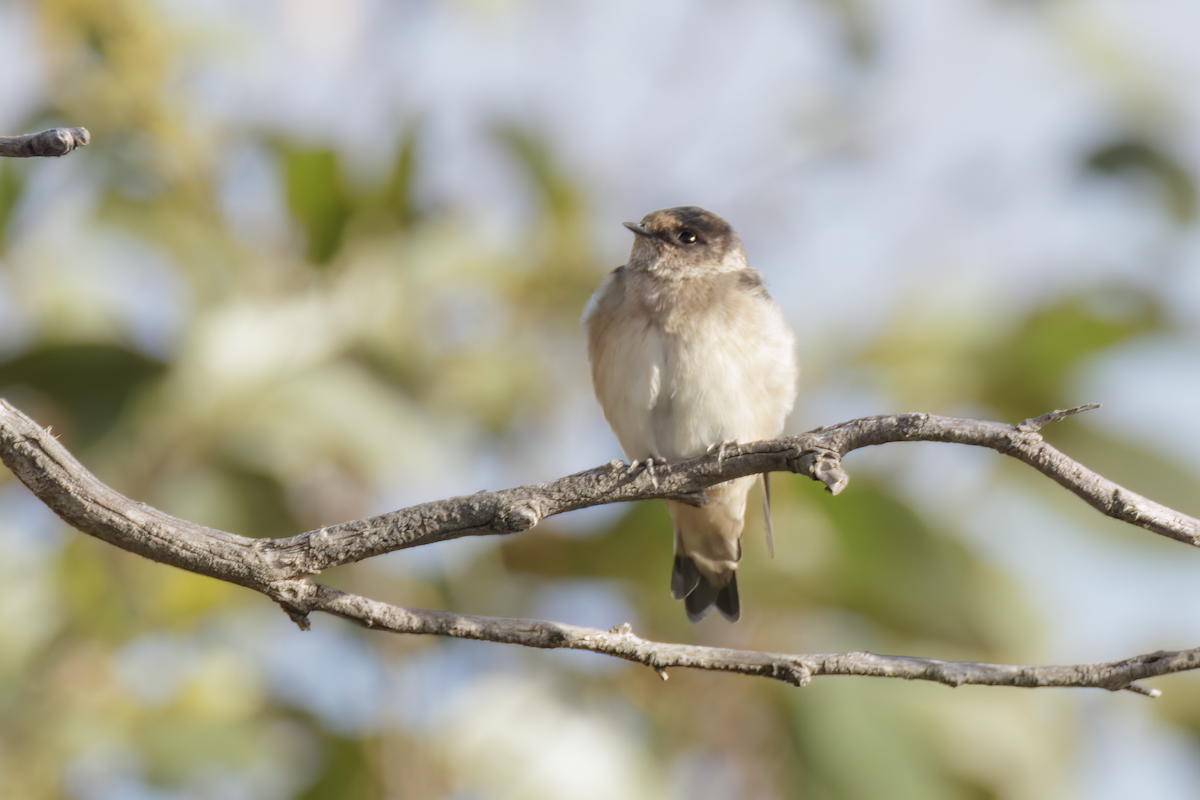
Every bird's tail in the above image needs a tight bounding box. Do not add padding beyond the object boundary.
[672,555,740,622]
[665,476,754,623]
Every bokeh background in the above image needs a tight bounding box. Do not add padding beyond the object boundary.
[2,0,1200,797]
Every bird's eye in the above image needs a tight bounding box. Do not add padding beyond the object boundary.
[678,229,698,245]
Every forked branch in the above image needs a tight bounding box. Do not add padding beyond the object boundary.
[1,398,1197,696]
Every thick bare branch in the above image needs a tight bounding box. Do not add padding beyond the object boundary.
[265,404,1200,574]
[4,398,1199,580]
[0,127,90,158]
[2,397,1198,695]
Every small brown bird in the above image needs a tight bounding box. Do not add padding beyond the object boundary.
[584,207,798,621]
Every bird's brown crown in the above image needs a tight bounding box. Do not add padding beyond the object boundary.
[638,207,735,249]
[625,206,744,274]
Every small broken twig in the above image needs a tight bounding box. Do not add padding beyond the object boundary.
[0,127,91,158]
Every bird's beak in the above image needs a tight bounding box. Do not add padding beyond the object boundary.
[623,221,648,237]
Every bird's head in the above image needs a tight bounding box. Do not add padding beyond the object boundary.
[624,206,746,275]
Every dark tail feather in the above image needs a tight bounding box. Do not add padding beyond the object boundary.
[681,571,741,623]
[671,555,701,601]
[684,578,718,622]
[716,574,739,622]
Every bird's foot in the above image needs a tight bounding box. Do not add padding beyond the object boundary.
[706,440,740,467]
[630,456,668,488]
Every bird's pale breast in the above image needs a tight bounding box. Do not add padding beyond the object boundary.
[585,266,796,463]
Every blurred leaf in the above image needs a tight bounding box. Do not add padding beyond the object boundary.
[0,342,165,450]
[496,125,580,219]
[213,459,303,539]
[138,718,267,783]
[0,160,25,252]
[379,124,421,229]
[977,287,1163,421]
[495,125,603,325]
[791,683,958,800]
[349,124,426,239]
[135,568,236,629]
[346,343,426,401]
[57,539,135,640]
[1086,139,1196,223]
[502,502,674,587]
[814,0,877,63]
[282,148,353,265]
[295,730,379,800]
[788,678,1054,800]
[427,350,548,434]
[818,480,1015,652]
[861,285,1167,425]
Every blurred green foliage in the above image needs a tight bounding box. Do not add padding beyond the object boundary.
[0,342,165,449]
[1086,139,1196,223]
[282,128,424,266]
[283,149,354,266]
[0,161,23,252]
[977,288,1162,422]
[1,1,1199,799]
[861,286,1164,421]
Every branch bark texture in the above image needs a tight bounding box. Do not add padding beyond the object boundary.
[2,398,1197,696]
[0,127,90,158]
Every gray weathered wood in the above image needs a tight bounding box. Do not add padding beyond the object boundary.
[2,398,1196,695]
[0,127,90,158]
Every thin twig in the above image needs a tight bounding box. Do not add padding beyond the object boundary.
[1017,403,1102,433]
[312,586,1176,696]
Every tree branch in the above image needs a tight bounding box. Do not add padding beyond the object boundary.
[0,127,90,158]
[264,403,1200,573]
[314,586,1191,697]
[2,397,1197,695]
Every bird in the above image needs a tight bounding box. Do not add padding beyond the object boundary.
[583,206,798,622]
